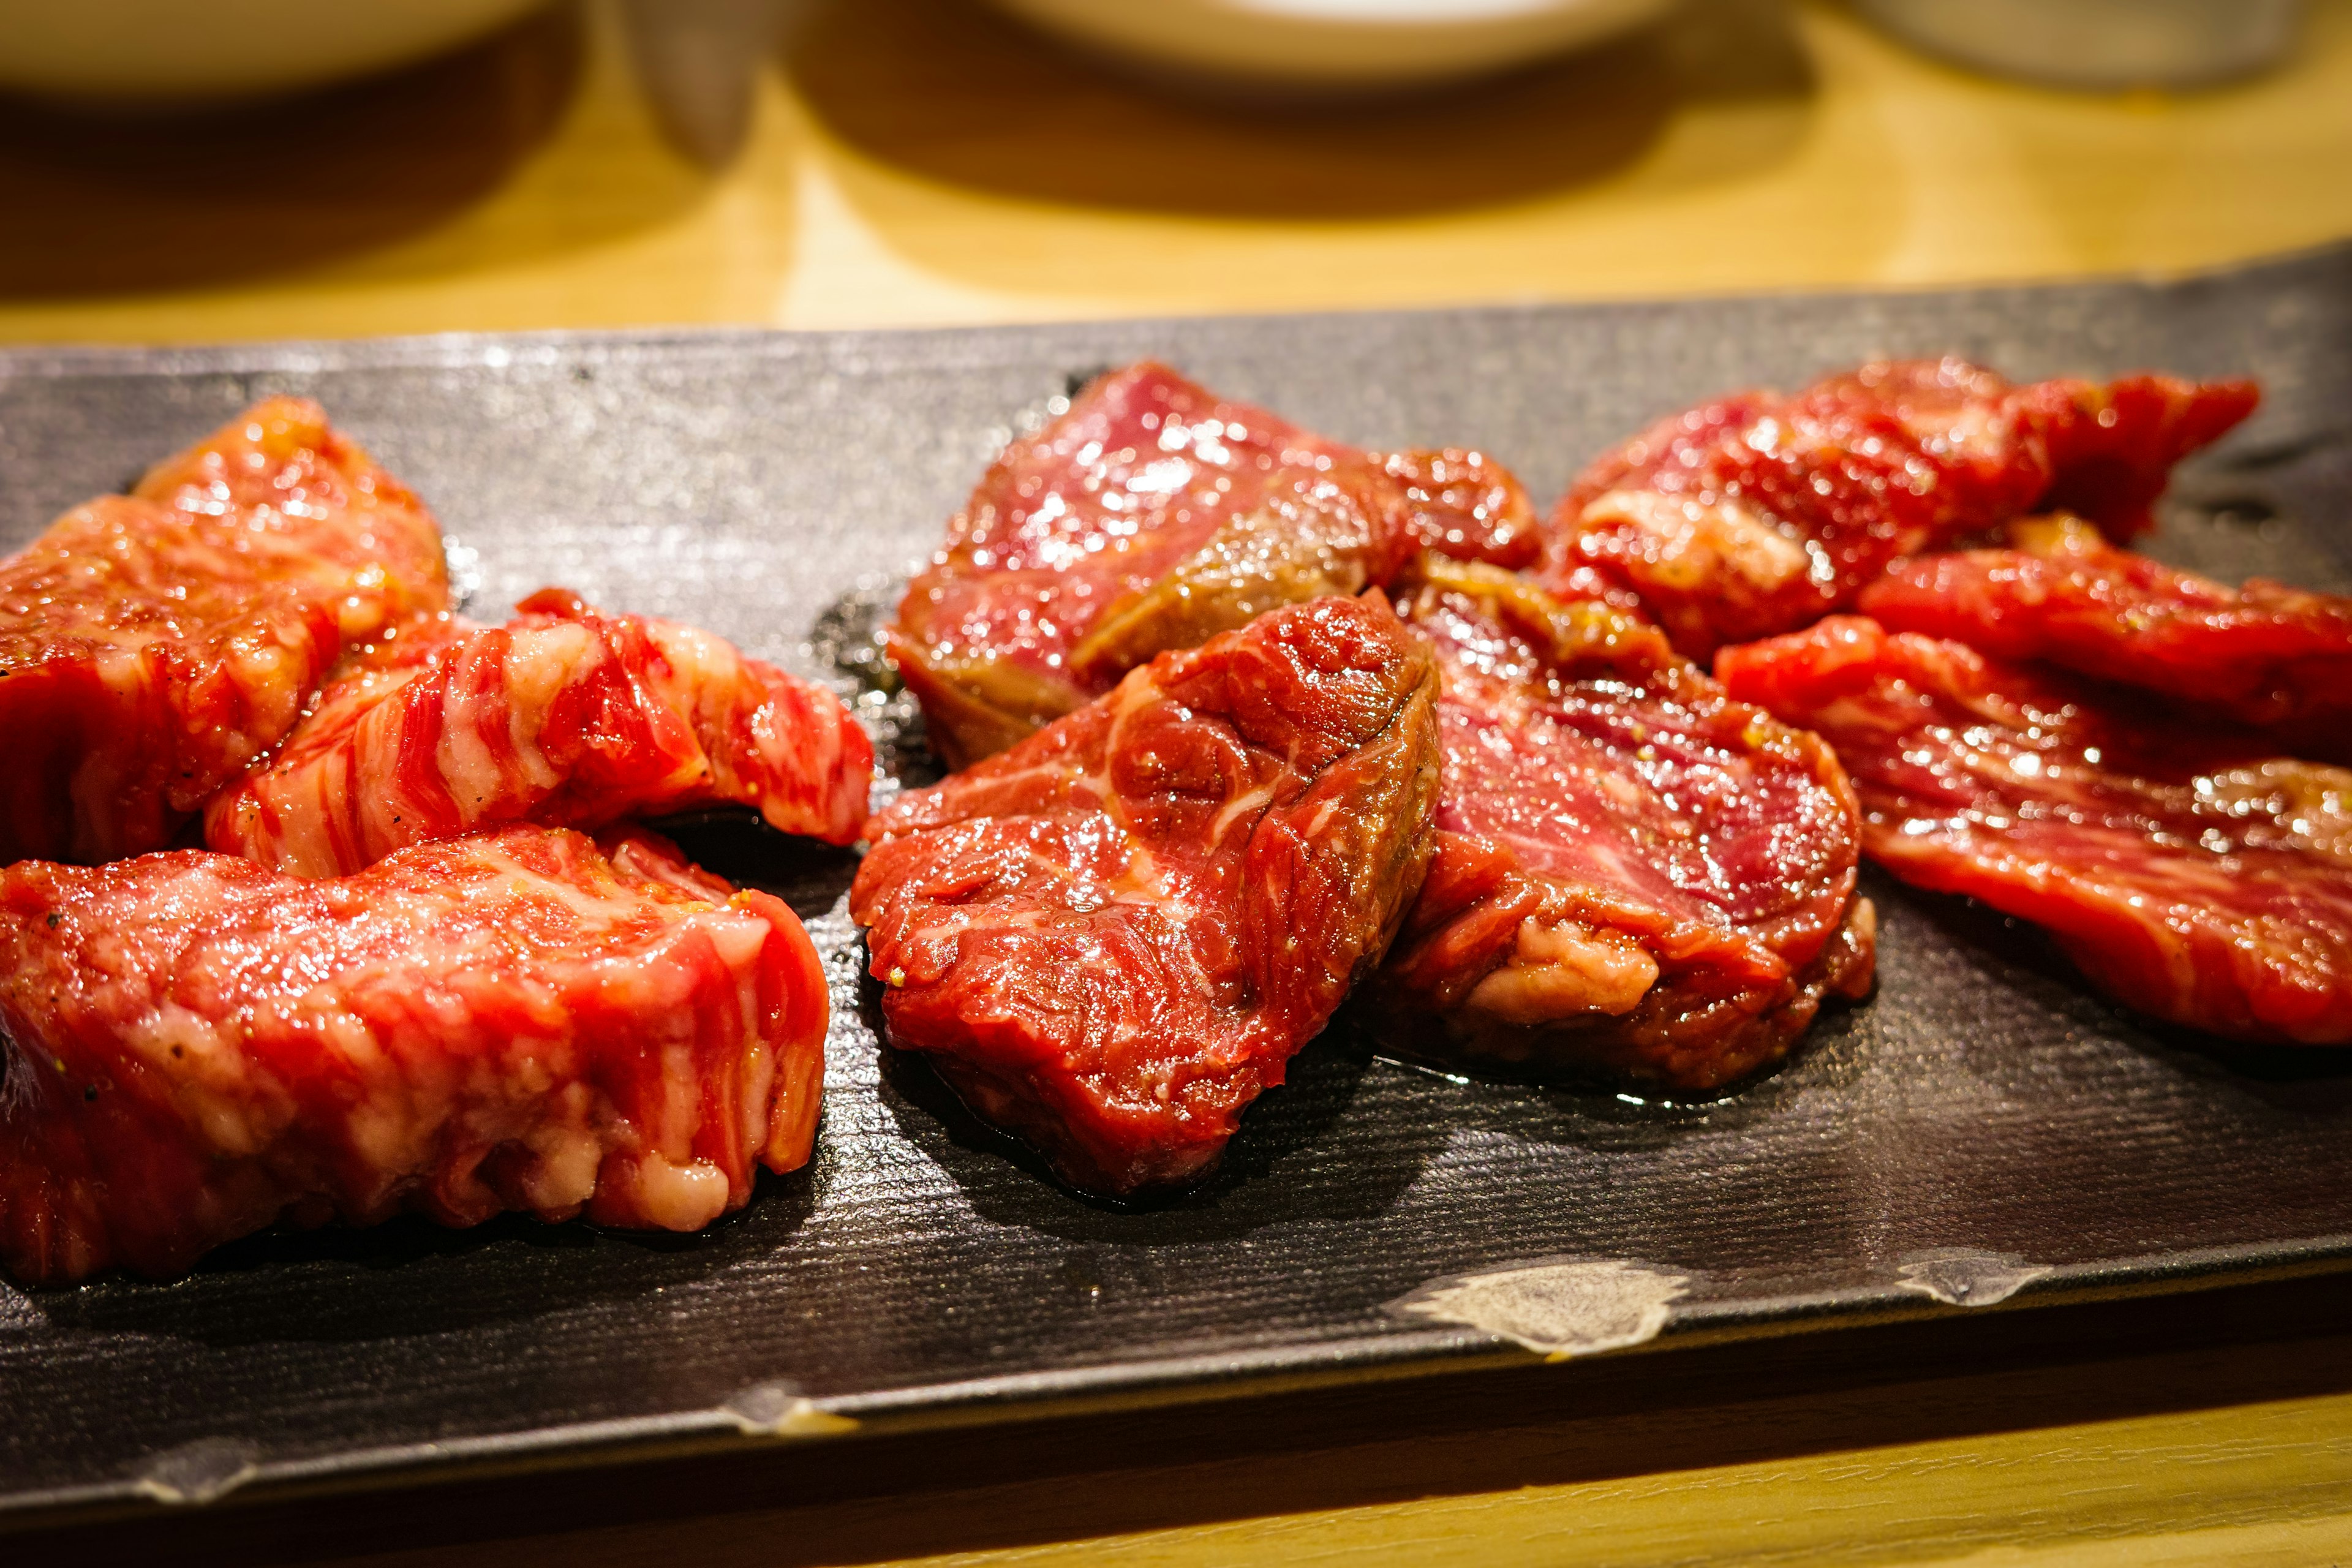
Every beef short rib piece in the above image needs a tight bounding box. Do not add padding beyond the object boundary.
[208,587,873,877]
[1540,359,2256,658]
[854,594,1440,1196]
[0,398,448,865]
[1370,562,1873,1092]
[1717,616,2352,1046]
[1860,514,2352,745]
[0,824,827,1284]
[889,360,1534,768]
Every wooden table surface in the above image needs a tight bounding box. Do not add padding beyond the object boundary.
[8,1,2352,1562]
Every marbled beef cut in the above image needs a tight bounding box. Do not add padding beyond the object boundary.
[889,360,1534,769]
[208,588,872,877]
[0,824,826,1284]
[1541,359,2256,658]
[853,594,1440,1196]
[1369,561,1874,1091]
[1717,616,2352,1046]
[1859,514,2352,746]
[0,398,448,865]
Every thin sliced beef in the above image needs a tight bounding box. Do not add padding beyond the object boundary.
[1716,616,2352,1046]
[1860,514,2352,744]
[853,594,1440,1195]
[889,360,1534,768]
[0,824,827,1284]
[1369,562,1873,1091]
[0,398,448,865]
[207,588,872,877]
[1541,359,2257,658]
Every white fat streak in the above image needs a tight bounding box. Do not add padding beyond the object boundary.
[1584,489,1807,594]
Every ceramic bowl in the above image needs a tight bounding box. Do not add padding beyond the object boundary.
[0,0,550,100]
[986,0,1683,92]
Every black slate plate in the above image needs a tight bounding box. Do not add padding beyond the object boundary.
[5,244,2352,1523]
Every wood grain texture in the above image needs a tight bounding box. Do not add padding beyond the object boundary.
[0,0,2348,345]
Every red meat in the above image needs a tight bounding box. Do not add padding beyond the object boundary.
[1859,514,2352,742]
[1716,617,2352,1046]
[207,588,873,877]
[1368,562,1874,1091]
[853,594,1441,1196]
[0,824,827,1284]
[889,360,1535,768]
[1541,359,2257,658]
[0,398,449,865]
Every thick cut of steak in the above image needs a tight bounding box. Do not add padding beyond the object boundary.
[0,824,826,1284]
[208,588,873,876]
[854,594,1440,1195]
[0,398,448,865]
[1541,359,2257,658]
[890,360,1534,768]
[1370,562,1873,1091]
[1860,514,2352,744]
[1717,616,2352,1046]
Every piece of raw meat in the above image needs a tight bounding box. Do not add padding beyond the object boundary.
[1716,616,2352,1046]
[0,824,826,1284]
[854,593,1441,1195]
[1859,514,2352,742]
[1368,561,1874,1091]
[1541,359,2257,658]
[889,360,1535,768]
[207,588,873,877]
[0,398,449,865]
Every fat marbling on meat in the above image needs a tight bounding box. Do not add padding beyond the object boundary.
[1717,616,2352,1046]
[853,593,1440,1196]
[208,588,872,877]
[0,398,448,865]
[1369,560,1874,1091]
[0,824,827,1284]
[889,360,1534,768]
[1542,359,2257,658]
[1860,514,2352,746]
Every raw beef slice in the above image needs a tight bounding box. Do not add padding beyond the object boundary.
[0,397,449,865]
[209,587,873,877]
[1717,616,2352,1046]
[853,593,1441,1195]
[1860,514,2352,742]
[889,360,1534,768]
[0,824,827,1284]
[1370,561,1874,1091]
[1542,359,2256,657]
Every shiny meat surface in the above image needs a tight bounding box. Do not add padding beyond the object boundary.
[1717,617,2352,1046]
[1860,514,2352,742]
[1541,360,2257,658]
[207,587,873,877]
[889,360,1534,768]
[0,825,826,1284]
[1370,562,1873,1091]
[853,594,1440,1196]
[0,398,448,865]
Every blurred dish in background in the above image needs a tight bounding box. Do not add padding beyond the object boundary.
[984,0,1683,93]
[1853,0,2304,91]
[0,0,548,100]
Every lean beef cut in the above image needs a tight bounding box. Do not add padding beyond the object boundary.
[0,824,827,1284]
[1716,616,2352,1046]
[853,594,1441,1196]
[0,398,448,865]
[1859,514,2352,744]
[1370,561,1874,1091]
[208,588,873,877]
[1541,359,2257,658]
[889,360,1534,769]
